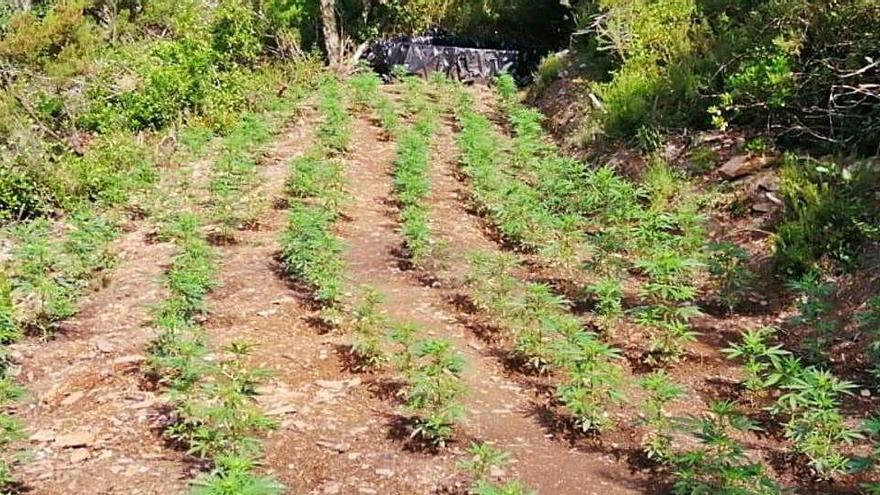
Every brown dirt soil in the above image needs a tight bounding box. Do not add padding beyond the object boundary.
[10,226,193,494]
[331,88,653,494]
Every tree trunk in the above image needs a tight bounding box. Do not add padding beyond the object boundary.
[320,0,342,67]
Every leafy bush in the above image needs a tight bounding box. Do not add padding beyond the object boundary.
[774,157,878,275]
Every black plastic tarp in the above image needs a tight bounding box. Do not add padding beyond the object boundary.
[365,35,522,84]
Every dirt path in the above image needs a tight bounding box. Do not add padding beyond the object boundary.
[10,227,192,494]
[201,108,457,495]
[335,89,650,494]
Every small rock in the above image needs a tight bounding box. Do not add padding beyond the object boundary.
[752,202,774,213]
[316,380,347,391]
[316,440,350,453]
[61,391,85,407]
[862,389,871,398]
[54,431,94,448]
[323,482,342,494]
[29,430,55,443]
[69,449,90,463]
[94,339,114,353]
[719,154,775,179]
[112,354,145,365]
[257,308,278,318]
[375,468,393,477]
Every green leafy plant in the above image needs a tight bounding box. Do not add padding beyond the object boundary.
[639,370,684,461]
[191,453,284,495]
[786,271,836,361]
[587,276,624,332]
[672,400,782,494]
[316,78,352,154]
[773,367,860,479]
[350,287,389,370]
[859,297,880,374]
[553,332,625,433]
[706,242,755,313]
[634,249,703,364]
[405,339,467,446]
[722,327,790,394]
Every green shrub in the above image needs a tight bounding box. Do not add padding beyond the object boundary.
[211,0,265,67]
[774,157,878,275]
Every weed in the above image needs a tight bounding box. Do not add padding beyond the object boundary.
[286,155,344,213]
[0,269,21,345]
[672,401,781,494]
[167,342,277,459]
[316,78,351,154]
[773,367,860,478]
[350,287,389,370]
[859,297,880,374]
[586,276,624,333]
[393,108,437,266]
[722,327,790,395]
[639,370,684,461]
[460,442,510,482]
[280,203,345,307]
[786,271,836,361]
[634,249,702,364]
[553,332,625,433]
[405,339,467,446]
[706,242,755,313]
[191,453,284,495]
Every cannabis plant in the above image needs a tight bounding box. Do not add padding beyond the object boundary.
[773,367,860,478]
[786,271,836,361]
[673,401,781,495]
[350,287,389,370]
[405,339,467,446]
[706,241,755,313]
[722,327,790,394]
[587,276,625,333]
[0,269,21,345]
[191,453,284,495]
[639,370,684,460]
[552,332,625,433]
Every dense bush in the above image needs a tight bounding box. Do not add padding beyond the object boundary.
[571,0,879,154]
[774,157,879,275]
[0,0,320,223]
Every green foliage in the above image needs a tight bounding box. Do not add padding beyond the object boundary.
[774,158,878,275]
[316,78,351,154]
[350,287,389,370]
[672,401,782,494]
[280,203,345,307]
[405,339,467,446]
[393,95,437,266]
[554,332,625,433]
[639,370,683,460]
[859,297,880,374]
[586,276,624,332]
[211,0,265,67]
[191,453,284,495]
[0,270,20,346]
[786,271,837,361]
[634,248,702,364]
[167,342,277,459]
[773,367,860,478]
[722,327,790,394]
[706,242,755,313]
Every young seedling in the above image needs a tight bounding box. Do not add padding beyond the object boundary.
[722,326,790,395]
[786,271,837,361]
[350,287,389,370]
[672,400,781,494]
[639,370,684,461]
[706,241,755,313]
[405,339,468,447]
